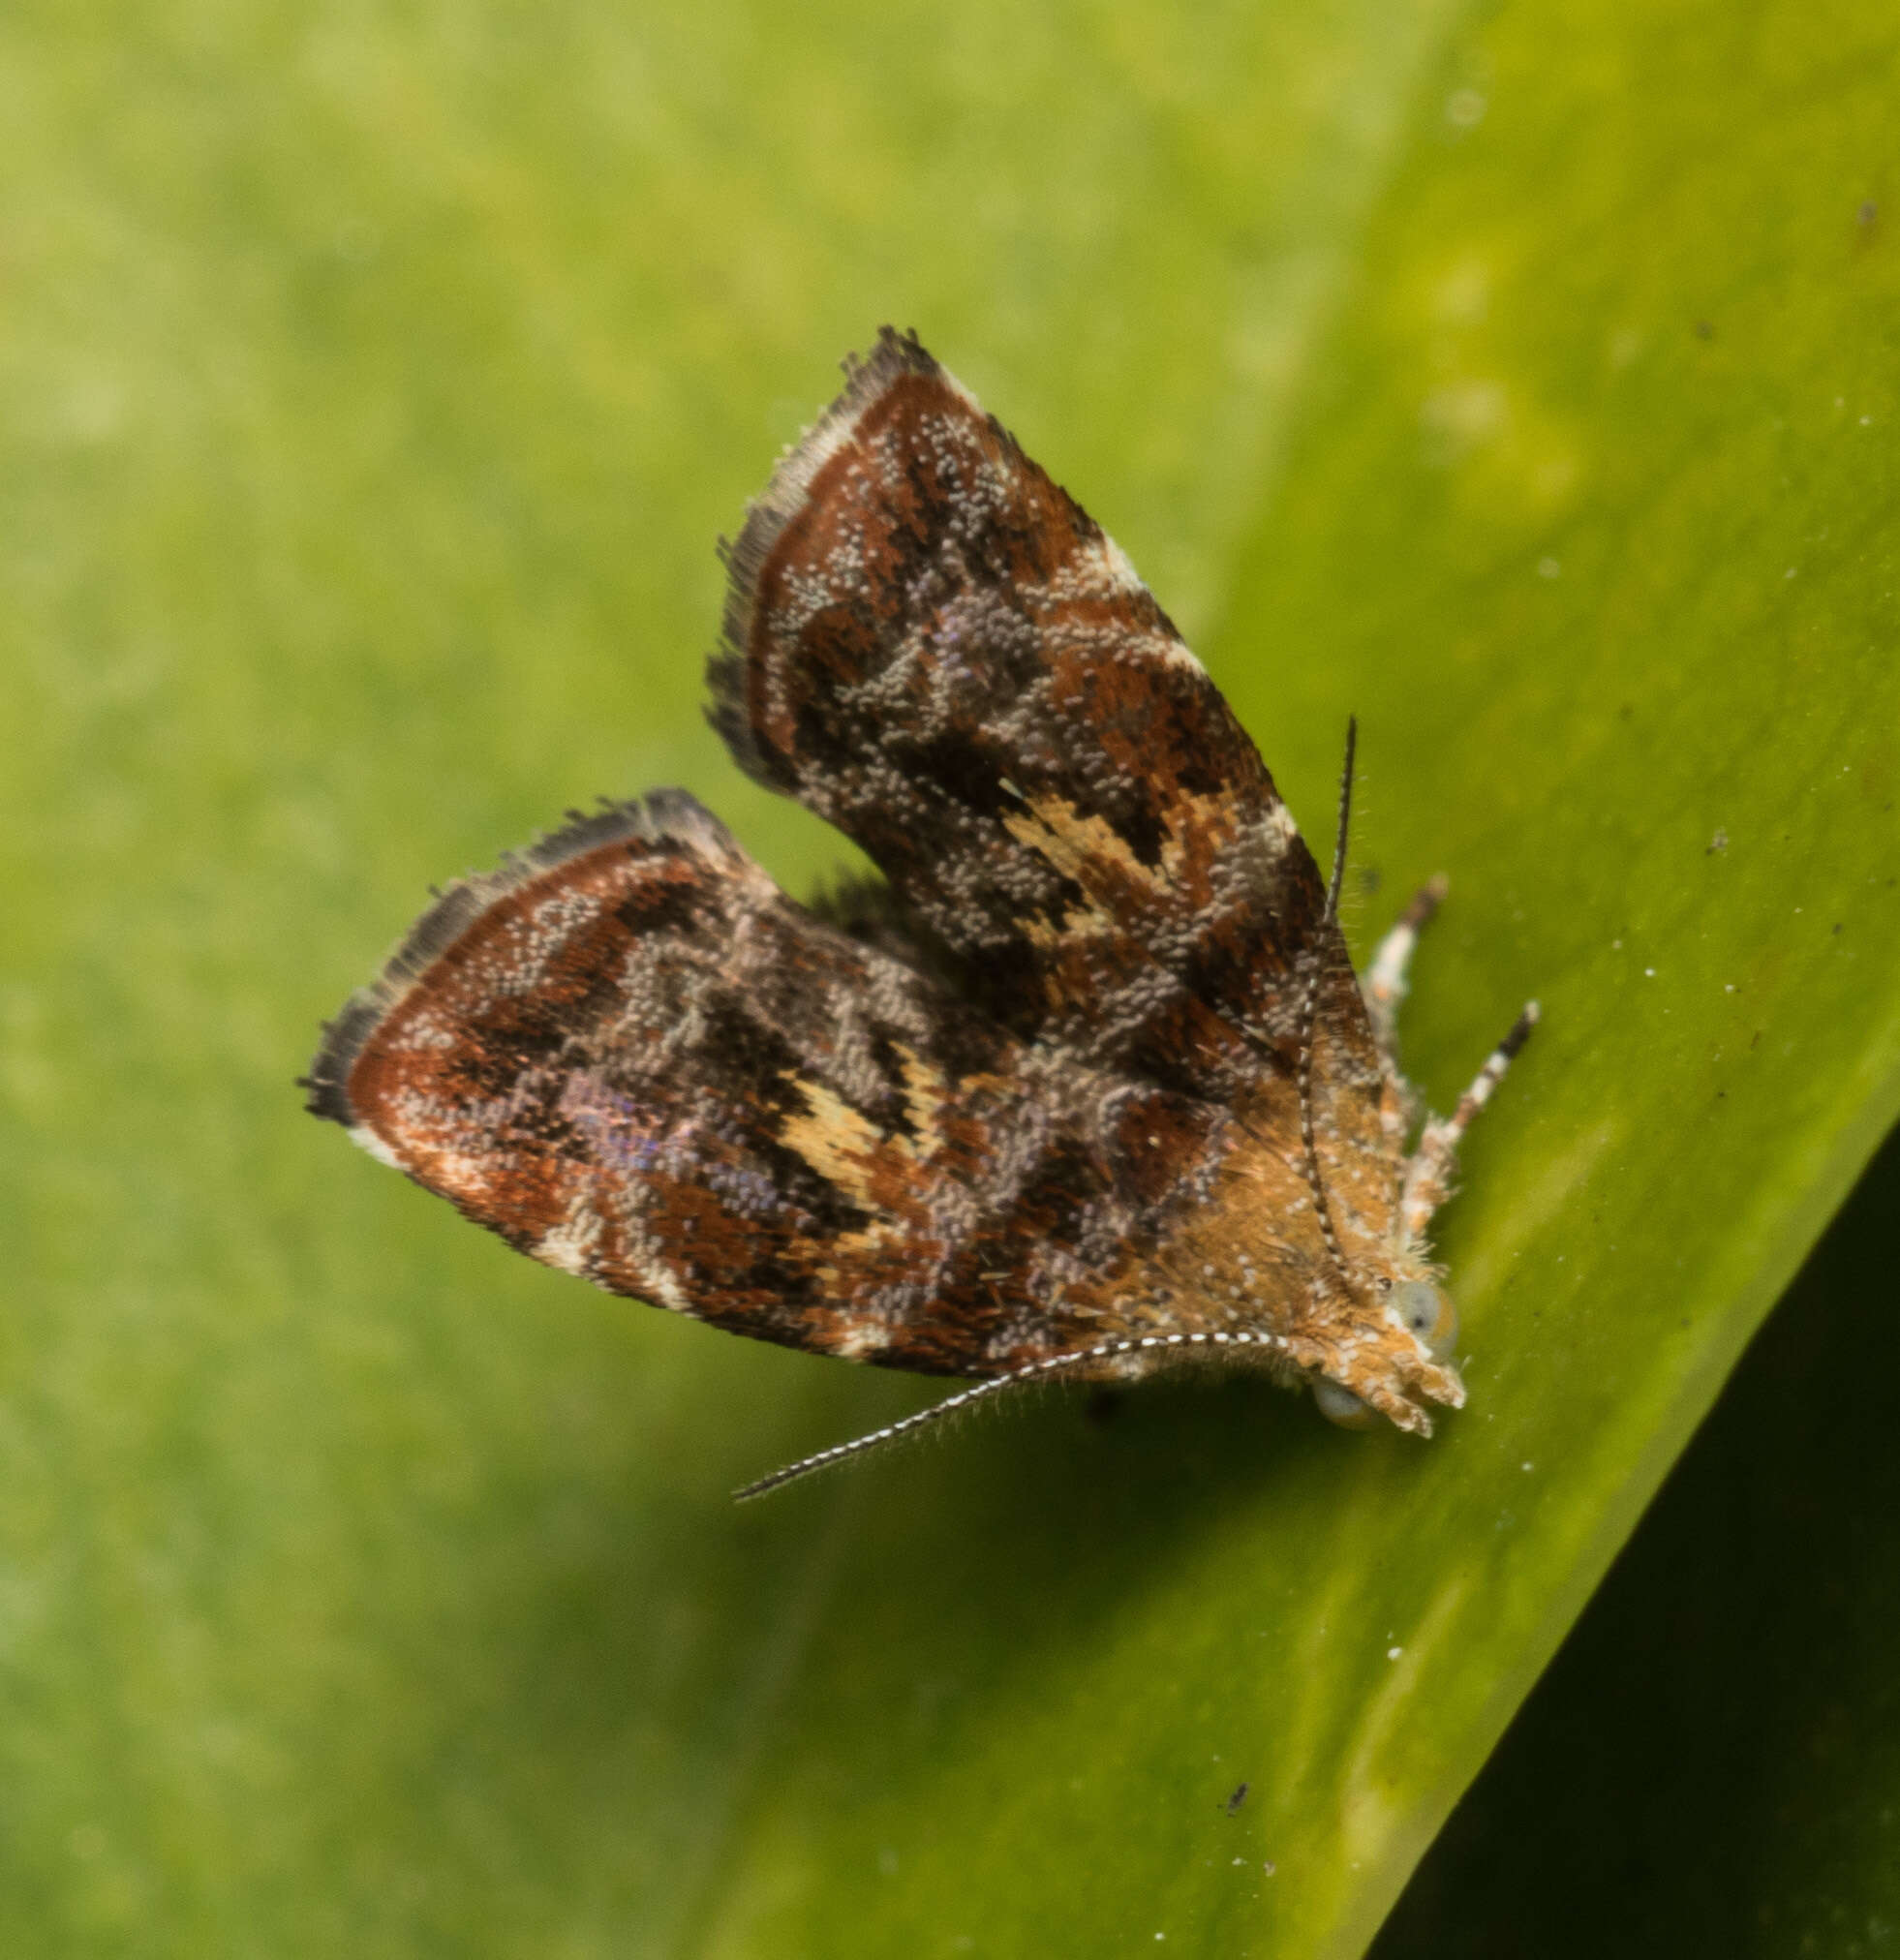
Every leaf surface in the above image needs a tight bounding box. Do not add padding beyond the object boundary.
[1,1,1895,1954]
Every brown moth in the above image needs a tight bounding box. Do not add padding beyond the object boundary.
[304,329,1536,1496]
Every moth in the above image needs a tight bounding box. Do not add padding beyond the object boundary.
[304,329,1536,1498]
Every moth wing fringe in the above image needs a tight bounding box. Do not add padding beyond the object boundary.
[707,327,957,784]
[302,789,737,1127]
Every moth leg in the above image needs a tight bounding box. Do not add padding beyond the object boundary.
[1363,874,1449,1057]
[1400,1001,1540,1240]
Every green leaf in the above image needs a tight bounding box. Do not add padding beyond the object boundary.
[3,1,1895,1956]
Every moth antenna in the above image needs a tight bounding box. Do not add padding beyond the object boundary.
[1296,717,1359,1288]
[1325,714,1356,928]
[732,1328,1293,1501]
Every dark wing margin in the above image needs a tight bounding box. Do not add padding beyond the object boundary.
[705,327,1355,1102]
[302,796,713,1129]
[305,791,1226,1375]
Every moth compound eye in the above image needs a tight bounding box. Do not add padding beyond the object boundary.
[1313,1376,1377,1429]
[1392,1279,1458,1360]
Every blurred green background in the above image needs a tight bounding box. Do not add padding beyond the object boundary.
[3,1,1896,1954]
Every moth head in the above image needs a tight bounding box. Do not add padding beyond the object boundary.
[1310,1275,1462,1431]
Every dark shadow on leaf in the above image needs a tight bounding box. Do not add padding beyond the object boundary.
[1373,1119,1900,1959]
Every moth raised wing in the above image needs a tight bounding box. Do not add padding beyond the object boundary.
[708,327,1374,1115]
[303,793,1232,1379]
